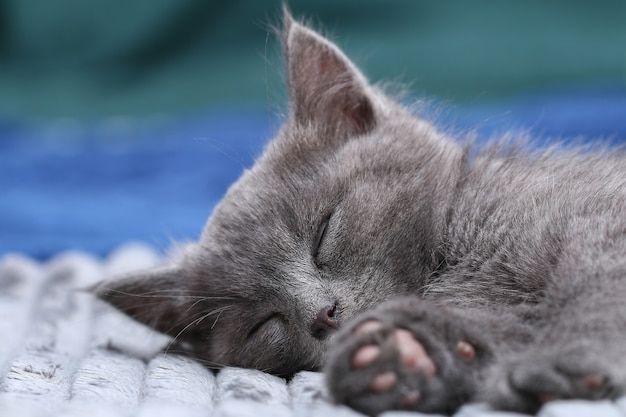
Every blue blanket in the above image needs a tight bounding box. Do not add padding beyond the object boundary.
[2,85,625,260]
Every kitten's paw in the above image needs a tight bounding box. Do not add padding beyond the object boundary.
[325,298,491,416]
[487,351,623,413]
[351,322,436,406]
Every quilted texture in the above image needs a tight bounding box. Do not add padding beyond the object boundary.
[2,244,626,417]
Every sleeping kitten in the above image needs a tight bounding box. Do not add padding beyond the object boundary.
[93,10,626,416]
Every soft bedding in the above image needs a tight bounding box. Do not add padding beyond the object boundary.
[2,240,626,417]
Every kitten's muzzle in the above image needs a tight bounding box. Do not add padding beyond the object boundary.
[310,304,340,339]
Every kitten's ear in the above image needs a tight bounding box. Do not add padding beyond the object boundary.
[92,267,198,339]
[283,9,376,139]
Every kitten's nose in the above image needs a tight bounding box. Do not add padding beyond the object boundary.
[310,304,339,339]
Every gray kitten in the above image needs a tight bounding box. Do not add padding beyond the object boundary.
[94,10,626,416]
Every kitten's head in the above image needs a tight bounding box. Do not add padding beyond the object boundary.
[94,10,460,376]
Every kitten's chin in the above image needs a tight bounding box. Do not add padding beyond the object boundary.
[274,344,327,377]
[207,336,329,378]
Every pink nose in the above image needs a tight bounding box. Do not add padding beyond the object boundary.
[310,305,339,339]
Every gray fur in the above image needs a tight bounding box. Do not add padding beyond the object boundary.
[93,10,626,415]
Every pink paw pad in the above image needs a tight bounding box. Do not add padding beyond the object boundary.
[354,320,383,335]
[352,345,381,368]
[456,340,475,362]
[369,371,397,392]
[394,329,436,377]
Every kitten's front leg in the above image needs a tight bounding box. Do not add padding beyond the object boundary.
[482,299,626,413]
[484,345,623,413]
[325,297,496,415]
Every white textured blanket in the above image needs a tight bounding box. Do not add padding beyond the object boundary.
[1,243,625,417]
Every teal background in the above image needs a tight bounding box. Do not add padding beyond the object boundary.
[1,0,624,120]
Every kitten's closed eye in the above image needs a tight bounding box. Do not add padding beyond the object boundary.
[313,214,332,261]
[247,312,283,338]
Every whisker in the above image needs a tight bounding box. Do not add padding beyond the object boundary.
[163,305,236,354]
[97,288,236,301]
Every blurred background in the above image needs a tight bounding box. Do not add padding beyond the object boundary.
[1,0,625,259]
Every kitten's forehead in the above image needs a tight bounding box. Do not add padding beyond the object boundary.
[199,169,312,267]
